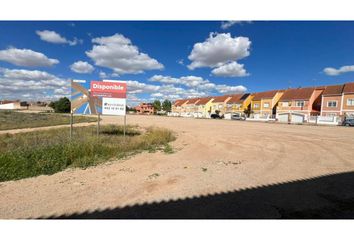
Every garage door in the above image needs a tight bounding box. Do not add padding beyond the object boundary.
[291,114,304,124]
[278,114,289,123]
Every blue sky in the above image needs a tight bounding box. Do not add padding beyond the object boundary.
[0,21,354,105]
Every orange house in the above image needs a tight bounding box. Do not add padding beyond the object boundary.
[135,103,154,114]
[277,87,324,121]
[341,82,354,118]
[320,84,344,117]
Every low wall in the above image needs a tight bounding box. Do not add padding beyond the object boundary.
[309,116,340,125]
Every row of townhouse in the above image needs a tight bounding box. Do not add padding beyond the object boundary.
[170,82,354,123]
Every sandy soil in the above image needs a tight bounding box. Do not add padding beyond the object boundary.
[1,115,354,219]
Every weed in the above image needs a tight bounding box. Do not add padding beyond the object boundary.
[163,144,174,154]
[0,125,175,182]
[148,173,160,179]
[0,111,96,131]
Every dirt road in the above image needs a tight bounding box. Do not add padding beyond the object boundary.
[1,115,354,218]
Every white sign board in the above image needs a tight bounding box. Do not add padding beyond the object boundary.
[102,97,126,116]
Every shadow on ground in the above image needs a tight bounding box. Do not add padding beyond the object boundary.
[47,171,354,219]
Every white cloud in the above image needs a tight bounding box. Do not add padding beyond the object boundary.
[99,71,108,79]
[70,61,94,74]
[1,68,58,81]
[0,48,59,67]
[323,65,354,76]
[220,21,252,29]
[151,92,164,98]
[177,59,184,65]
[0,68,69,100]
[106,75,247,105]
[149,75,179,84]
[188,33,251,70]
[86,33,164,75]
[211,61,249,77]
[149,74,247,95]
[125,80,160,94]
[215,84,247,94]
[36,30,82,46]
[149,75,209,87]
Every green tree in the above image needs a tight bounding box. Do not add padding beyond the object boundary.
[153,100,161,112]
[50,97,71,113]
[162,99,172,112]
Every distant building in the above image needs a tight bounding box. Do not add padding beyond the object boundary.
[225,93,253,116]
[135,103,154,114]
[277,87,324,123]
[171,99,189,116]
[320,82,354,118]
[250,90,284,119]
[0,100,28,110]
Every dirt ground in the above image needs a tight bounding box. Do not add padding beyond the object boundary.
[1,115,354,219]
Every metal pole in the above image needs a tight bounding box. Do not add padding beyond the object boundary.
[97,113,100,137]
[123,115,126,142]
[70,111,73,139]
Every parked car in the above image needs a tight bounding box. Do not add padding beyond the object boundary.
[231,113,246,120]
[211,113,222,119]
[342,118,354,127]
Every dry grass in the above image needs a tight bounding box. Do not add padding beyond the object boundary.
[0,110,97,130]
[0,124,175,182]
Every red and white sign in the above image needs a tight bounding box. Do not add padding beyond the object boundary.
[90,80,127,98]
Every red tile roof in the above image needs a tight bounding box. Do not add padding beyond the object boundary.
[252,90,281,101]
[183,98,200,104]
[280,87,315,101]
[227,93,250,104]
[343,82,354,94]
[195,97,213,105]
[322,84,344,96]
[212,95,231,103]
[174,99,189,106]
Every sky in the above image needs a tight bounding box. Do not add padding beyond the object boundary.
[0,21,354,106]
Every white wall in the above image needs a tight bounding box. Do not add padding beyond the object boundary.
[0,103,17,110]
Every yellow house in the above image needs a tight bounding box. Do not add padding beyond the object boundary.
[225,93,253,116]
[210,95,232,115]
[194,97,214,118]
[181,98,200,116]
[250,90,284,118]
[172,99,189,116]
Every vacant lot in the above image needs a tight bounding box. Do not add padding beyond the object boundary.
[1,115,354,219]
[0,125,175,182]
[0,111,96,130]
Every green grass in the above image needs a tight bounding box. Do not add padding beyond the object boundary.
[0,110,97,131]
[0,124,176,182]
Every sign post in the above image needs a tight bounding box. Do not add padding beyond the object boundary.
[70,111,73,139]
[97,113,100,137]
[90,80,127,140]
[124,114,126,141]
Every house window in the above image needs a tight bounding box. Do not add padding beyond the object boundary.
[254,103,259,108]
[282,102,289,107]
[327,101,337,108]
[263,103,270,108]
[295,101,305,107]
[347,99,354,106]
